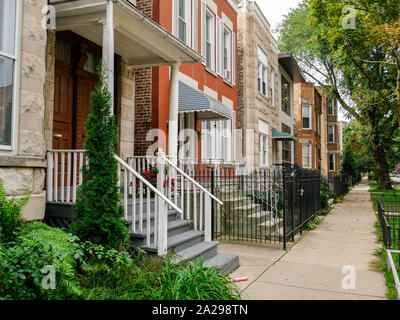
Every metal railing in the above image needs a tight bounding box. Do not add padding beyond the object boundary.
[47,150,182,256]
[377,200,400,250]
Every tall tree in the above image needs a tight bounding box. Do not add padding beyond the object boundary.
[277,0,400,189]
[70,65,130,250]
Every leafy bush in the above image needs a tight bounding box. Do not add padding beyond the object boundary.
[70,65,130,251]
[0,183,30,244]
[0,222,81,300]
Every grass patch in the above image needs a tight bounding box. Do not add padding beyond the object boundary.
[369,180,400,300]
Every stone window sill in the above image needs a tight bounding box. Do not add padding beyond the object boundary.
[205,66,218,78]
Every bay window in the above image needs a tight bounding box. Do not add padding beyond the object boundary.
[0,0,19,149]
[223,28,231,80]
[270,67,275,106]
[302,144,312,168]
[302,105,312,129]
[281,75,291,115]
[329,153,335,171]
[328,125,335,142]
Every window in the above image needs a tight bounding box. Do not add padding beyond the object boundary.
[0,0,18,149]
[257,63,267,96]
[282,124,291,164]
[270,67,275,105]
[329,153,335,171]
[302,105,312,129]
[223,28,231,80]
[302,144,312,168]
[178,0,187,43]
[219,120,231,160]
[259,134,268,167]
[281,75,291,115]
[328,125,335,142]
[202,121,213,159]
[205,11,214,69]
[328,99,334,115]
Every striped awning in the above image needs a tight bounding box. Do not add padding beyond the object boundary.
[178,81,233,120]
[272,129,297,141]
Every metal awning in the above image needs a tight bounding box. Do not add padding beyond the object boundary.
[49,0,203,67]
[178,81,233,120]
[272,129,297,141]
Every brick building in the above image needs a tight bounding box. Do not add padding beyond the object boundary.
[294,82,322,171]
[133,0,240,162]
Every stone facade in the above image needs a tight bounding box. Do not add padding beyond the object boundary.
[0,0,48,220]
[237,0,280,169]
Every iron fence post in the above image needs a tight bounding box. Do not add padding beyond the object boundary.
[282,169,287,250]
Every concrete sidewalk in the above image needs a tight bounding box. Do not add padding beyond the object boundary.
[219,179,387,300]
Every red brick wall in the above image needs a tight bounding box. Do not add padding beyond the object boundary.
[134,0,153,156]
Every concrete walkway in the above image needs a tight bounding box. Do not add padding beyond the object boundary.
[219,179,387,300]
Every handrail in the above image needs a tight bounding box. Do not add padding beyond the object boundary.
[114,155,182,214]
[161,156,223,206]
[387,249,400,300]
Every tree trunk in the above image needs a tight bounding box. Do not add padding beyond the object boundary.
[371,139,391,190]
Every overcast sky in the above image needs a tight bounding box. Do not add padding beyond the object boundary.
[255,0,302,36]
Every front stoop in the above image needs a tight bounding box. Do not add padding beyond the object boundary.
[44,202,240,275]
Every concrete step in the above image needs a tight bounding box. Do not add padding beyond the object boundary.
[173,241,219,264]
[167,230,205,253]
[130,219,192,248]
[203,253,240,275]
[126,209,180,231]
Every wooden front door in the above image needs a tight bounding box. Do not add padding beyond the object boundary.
[53,61,74,150]
[75,70,99,149]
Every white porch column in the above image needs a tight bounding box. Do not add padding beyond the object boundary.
[168,63,181,161]
[102,0,115,113]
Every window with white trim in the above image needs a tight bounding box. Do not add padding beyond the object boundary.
[205,10,214,69]
[329,153,335,171]
[328,99,334,115]
[302,105,312,129]
[223,27,231,80]
[328,125,335,142]
[259,134,268,167]
[202,121,213,159]
[0,0,18,149]
[178,0,187,43]
[219,120,231,160]
[302,144,312,168]
[270,67,275,106]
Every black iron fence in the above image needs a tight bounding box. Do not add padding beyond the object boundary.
[180,162,321,249]
[328,174,350,196]
[378,200,400,250]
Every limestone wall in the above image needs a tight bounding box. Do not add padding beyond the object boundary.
[0,0,48,220]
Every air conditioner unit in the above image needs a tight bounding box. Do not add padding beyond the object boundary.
[224,70,231,80]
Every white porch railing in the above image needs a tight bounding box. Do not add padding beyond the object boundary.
[46,150,86,203]
[127,154,223,242]
[46,149,182,255]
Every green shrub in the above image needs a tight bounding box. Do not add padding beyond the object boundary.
[70,65,130,251]
[0,183,30,244]
[0,223,82,300]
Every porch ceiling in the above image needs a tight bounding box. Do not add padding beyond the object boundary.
[51,0,203,67]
